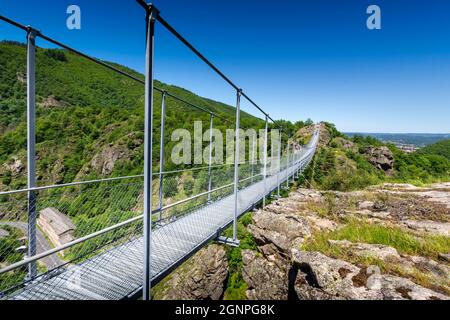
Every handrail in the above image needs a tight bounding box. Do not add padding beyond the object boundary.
[0,137,318,279]
[0,179,234,274]
[0,161,257,196]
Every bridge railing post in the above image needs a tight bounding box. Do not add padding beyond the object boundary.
[262,115,268,208]
[277,130,281,197]
[232,89,242,242]
[158,91,166,218]
[250,131,255,185]
[26,27,38,280]
[142,3,158,301]
[286,137,290,189]
[207,114,214,202]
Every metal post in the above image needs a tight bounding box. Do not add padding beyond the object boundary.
[292,142,295,183]
[293,143,296,183]
[277,130,282,197]
[142,4,157,301]
[207,114,214,202]
[26,28,37,280]
[250,132,255,184]
[158,91,166,218]
[232,89,242,242]
[286,138,290,189]
[262,116,268,208]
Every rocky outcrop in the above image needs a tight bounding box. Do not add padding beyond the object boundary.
[242,249,289,300]
[154,244,228,300]
[16,71,26,84]
[89,144,130,176]
[241,185,449,300]
[249,210,312,255]
[403,220,450,237]
[296,123,331,148]
[40,96,68,108]
[327,240,450,287]
[328,240,401,261]
[3,156,24,176]
[364,146,394,175]
[333,137,357,151]
[292,250,448,300]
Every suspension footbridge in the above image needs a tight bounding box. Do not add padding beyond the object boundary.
[0,1,319,300]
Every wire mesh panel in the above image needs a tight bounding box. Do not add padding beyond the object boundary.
[0,176,144,298]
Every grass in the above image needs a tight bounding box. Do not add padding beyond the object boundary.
[303,219,450,259]
[302,219,450,294]
[222,213,257,300]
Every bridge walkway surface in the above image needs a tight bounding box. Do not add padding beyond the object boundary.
[8,144,316,300]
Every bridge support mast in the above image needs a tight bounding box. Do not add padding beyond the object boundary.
[262,115,268,207]
[277,129,282,197]
[26,27,38,280]
[207,113,214,202]
[141,2,158,301]
[232,89,242,242]
[286,137,290,189]
[250,130,256,185]
[158,91,166,218]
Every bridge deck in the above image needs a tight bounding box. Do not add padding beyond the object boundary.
[8,154,311,300]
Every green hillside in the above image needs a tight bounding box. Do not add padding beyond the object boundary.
[300,123,450,191]
[0,41,263,190]
[0,41,270,290]
[417,139,450,161]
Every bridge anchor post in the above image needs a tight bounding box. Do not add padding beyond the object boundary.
[26,27,38,281]
[232,89,242,242]
[140,1,159,301]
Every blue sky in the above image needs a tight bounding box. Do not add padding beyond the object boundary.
[1,0,449,133]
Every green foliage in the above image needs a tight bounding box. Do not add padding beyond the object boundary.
[222,213,256,300]
[391,146,450,184]
[302,124,449,191]
[417,139,450,161]
[303,219,450,259]
[322,122,343,139]
[0,42,267,183]
[44,49,67,62]
[0,225,26,292]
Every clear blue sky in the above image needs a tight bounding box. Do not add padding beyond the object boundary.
[1,0,449,133]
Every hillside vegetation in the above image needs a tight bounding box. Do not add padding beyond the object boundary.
[417,139,450,161]
[0,41,268,190]
[300,123,450,191]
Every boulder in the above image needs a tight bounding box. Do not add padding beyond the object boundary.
[90,144,130,176]
[333,137,357,151]
[326,240,450,293]
[248,210,312,255]
[154,244,228,300]
[364,146,394,175]
[403,220,450,237]
[242,249,289,300]
[3,156,24,175]
[40,95,68,108]
[358,201,375,210]
[291,249,448,300]
[327,240,401,261]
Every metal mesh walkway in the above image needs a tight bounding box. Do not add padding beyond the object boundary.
[8,142,316,300]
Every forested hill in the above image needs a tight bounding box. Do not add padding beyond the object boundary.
[0,41,263,190]
[417,140,450,161]
[299,123,450,191]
